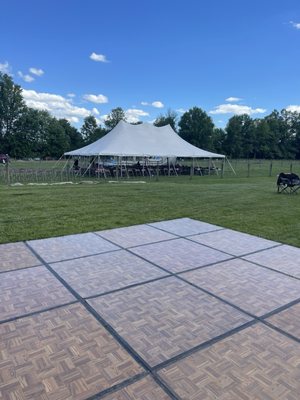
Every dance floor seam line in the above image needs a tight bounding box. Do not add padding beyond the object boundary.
[1,218,300,400]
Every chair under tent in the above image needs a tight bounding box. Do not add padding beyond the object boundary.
[277,172,300,194]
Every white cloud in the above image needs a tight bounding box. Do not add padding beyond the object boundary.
[83,94,108,104]
[125,108,149,123]
[209,104,266,116]
[225,97,242,102]
[141,100,164,108]
[290,21,300,29]
[22,89,97,123]
[92,107,100,115]
[67,93,76,98]
[90,52,109,62]
[176,108,186,114]
[286,105,300,113]
[0,61,11,74]
[152,101,164,108]
[29,67,44,76]
[18,71,35,82]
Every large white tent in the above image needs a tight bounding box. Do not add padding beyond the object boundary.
[65,121,225,159]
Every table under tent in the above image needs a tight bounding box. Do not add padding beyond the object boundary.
[63,121,233,178]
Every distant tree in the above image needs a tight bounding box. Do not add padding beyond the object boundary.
[211,128,226,154]
[178,107,215,150]
[264,110,297,159]
[13,108,50,158]
[154,109,178,131]
[45,118,70,158]
[104,107,126,130]
[58,119,84,150]
[0,73,26,152]
[223,114,255,158]
[81,115,98,142]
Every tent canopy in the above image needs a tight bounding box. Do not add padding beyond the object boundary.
[65,121,225,158]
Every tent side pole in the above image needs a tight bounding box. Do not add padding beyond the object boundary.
[168,157,170,177]
[212,159,218,176]
[226,157,236,175]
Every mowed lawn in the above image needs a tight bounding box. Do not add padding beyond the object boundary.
[0,175,299,246]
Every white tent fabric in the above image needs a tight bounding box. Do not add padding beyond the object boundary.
[65,121,225,158]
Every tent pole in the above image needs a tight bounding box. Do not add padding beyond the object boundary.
[168,157,170,177]
[190,158,194,180]
[226,157,236,175]
[212,159,218,176]
[208,158,211,175]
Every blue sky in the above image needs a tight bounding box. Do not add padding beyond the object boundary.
[1,0,300,128]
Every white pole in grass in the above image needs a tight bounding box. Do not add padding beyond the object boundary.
[226,157,236,175]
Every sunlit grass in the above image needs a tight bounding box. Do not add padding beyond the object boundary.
[0,175,299,247]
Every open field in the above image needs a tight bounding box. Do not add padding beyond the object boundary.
[0,175,299,246]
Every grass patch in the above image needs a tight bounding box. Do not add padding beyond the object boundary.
[0,175,300,247]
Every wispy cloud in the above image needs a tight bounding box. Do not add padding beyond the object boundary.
[125,108,149,123]
[18,71,35,82]
[0,61,12,74]
[90,52,109,62]
[83,94,108,104]
[290,21,300,29]
[29,67,44,76]
[209,103,266,116]
[141,100,164,108]
[22,89,98,123]
[225,97,242,102]
[176,108,186,114]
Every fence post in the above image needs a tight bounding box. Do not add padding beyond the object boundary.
[247,160,250,177]
[290,163,293,173]
[269,161,273,177]
[221,158,224,179]
[5,161,10,185]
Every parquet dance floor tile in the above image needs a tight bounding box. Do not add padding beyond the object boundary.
[159,323,300,400]
[267,302,300,339]
[51,250,168,298]
[0,242,41,272]
[89,277,251,366]
[130,238,232,273]
[0,304,142,400]
[244,244,300,278]
[28,233,120,263]
[2,218,300,399]
[0,266,75,321]
[96,224,176,248]
[149,217,221,236]
[102,376,172,399]
[190,229,279,256]
[182,258,300,316]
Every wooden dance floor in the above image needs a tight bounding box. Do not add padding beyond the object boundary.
[0,218,300,399]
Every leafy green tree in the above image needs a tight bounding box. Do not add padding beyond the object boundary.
[154,109,178,131]
[0,73,26,153]
[223,114,255,158]
[58,119,84,150]
[44,118,70,158]
[211,128,226,154]
[178,107,215,150]
[13,108,50,158]
[104,107,126,130]
[81,115,98,142]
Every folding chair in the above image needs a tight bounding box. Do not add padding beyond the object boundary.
[277,172,300,194]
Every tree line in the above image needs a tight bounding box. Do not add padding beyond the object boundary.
[1,72,300,159]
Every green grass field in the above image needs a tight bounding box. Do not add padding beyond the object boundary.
[0,175,299,247]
